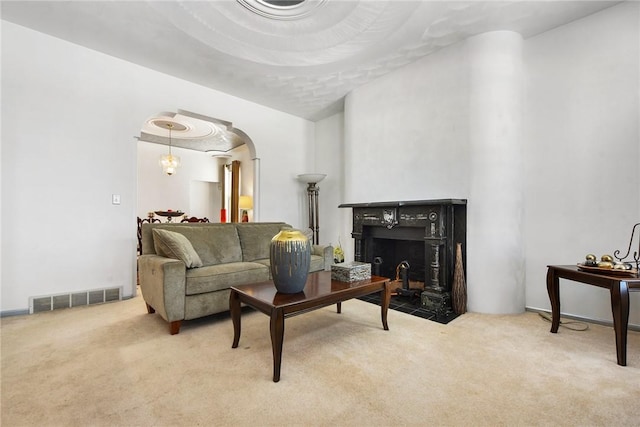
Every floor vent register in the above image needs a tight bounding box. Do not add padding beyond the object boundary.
[29,287,122,314]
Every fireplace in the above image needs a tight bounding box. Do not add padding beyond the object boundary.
[339,199,467,316]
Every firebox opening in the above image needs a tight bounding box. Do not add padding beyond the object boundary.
[370,238,425,284]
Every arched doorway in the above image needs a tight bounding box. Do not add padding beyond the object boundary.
[136,109,259,222]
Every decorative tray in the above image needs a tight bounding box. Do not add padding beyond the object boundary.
[154,210,184,217]
[577,263,639,277]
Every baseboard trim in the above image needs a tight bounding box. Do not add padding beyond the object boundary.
[526,306,640,332]
[1,309,30,317]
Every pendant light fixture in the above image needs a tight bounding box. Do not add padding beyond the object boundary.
[159,123,180,175]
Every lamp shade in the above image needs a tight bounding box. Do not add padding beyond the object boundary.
[159,122,180,175]
[160,154,180,175]
[239,195,253,210]
[297,173,326,184]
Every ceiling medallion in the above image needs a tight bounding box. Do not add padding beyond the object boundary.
[237,0,327,20]
[259,0,306,6]
[147,115,218,140]
[150,119,189,133]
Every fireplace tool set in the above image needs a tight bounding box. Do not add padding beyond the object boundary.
[373,257,422,299]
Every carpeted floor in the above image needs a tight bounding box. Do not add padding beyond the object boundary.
[2,293,639,426]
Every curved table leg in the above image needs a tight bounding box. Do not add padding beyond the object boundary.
[230,290,241,348]
[380,281,390,331]
[546,267,561,333]
[610,281,630,366]
[270,307,285,382]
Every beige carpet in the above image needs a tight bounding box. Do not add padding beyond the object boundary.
[1,293,639,426]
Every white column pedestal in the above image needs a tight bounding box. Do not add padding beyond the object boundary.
[466,31,525,314]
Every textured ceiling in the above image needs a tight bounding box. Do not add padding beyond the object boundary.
[2,0,618,122]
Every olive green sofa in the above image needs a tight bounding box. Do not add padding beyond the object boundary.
[138,222,333,334]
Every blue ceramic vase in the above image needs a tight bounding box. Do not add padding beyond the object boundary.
[270,229,311,293]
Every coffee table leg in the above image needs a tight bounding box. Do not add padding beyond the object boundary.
[380,281,390,331]
[270,307,285,382]
[230,290,241,348]
[546,267,561,333]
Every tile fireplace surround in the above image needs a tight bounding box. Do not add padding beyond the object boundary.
[340,199,467,318]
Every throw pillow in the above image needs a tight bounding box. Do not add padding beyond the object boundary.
[152,228,203,268]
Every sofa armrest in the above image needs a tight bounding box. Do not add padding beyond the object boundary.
[312,245,334,271]
[138,255,186,323]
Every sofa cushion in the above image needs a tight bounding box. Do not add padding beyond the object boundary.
[181,225,243,266]
[152,229,203,268]
[236,223,291,262]
[185,262,270,295]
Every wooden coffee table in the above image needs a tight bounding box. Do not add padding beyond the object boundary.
[230,270,391,382]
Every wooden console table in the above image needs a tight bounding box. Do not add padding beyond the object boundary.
[546,265,640,366]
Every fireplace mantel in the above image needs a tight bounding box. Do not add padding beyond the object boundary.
[339,199,466,208]
[340,199,467,315]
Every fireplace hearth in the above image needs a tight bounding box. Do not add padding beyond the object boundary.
[340,199,467,317]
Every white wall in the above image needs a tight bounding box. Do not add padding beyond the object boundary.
[137,141,221,220]
[344,40,470,204]
[523,2,639,325]
[339,3,639,324]
[1,21,314,312]
[189,180,220,223]
[137,142,254,223]
[314,112,345,248]
[343,33,474,297]
[238,109,313,227]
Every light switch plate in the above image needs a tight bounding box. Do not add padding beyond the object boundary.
[112,194,121,205]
